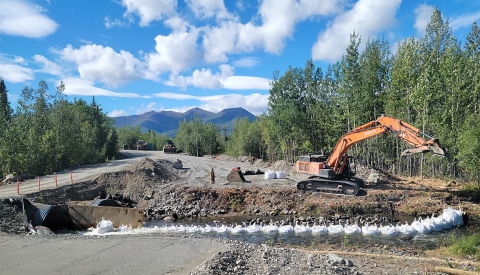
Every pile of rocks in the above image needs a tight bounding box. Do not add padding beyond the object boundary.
[0,198,25,235]
[191,241,359,275]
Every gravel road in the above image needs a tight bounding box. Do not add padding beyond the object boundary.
[0,151,296,199]
[0,151,172,198]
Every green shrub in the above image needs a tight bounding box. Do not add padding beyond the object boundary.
[448,233,480,260]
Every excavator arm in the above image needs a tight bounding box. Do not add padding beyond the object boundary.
[295,115,446,195]
[327,115,446,173]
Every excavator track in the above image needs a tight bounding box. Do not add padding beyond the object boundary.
[296,177,359,196]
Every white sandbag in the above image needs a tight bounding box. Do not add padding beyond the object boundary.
[264,171,276,180]
[275,171,287,179]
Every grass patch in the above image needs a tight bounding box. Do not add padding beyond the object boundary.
[448,232,480,260]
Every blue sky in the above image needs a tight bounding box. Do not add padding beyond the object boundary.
[0,0,479,117]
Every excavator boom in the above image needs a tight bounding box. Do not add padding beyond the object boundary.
[296,115,446,195]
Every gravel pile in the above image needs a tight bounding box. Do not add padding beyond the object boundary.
[0,199,25,235]
[191,241,359,275]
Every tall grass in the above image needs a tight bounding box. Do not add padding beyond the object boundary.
[448,232,480,260]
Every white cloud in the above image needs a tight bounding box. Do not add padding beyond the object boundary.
[13,56,27,65]
[60,44,144,87]
[122,0,177,27]
[232,57,259,67]
[312,0,401,62]
[164,65,270,90]
[136,102,159,114]
[165,64,234,89]
[0,0,58,38]
[146,28,200,76]
[0,63,34,83]
[414,4,434,36]
[222,76,270,90]
[185,0,234,20]
[104,17,127,28]
[450,11,480,30]
[153,92,268,115]
[79,39,93,44]
[59,77,145,98]
[34,55,63,76]
[201,0,343,63]
[108,109,130,117]
[164,16,189,32]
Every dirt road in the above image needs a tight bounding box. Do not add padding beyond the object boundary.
[0,151,296,199]
[0,150,161,198]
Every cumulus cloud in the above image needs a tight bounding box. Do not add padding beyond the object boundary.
[165,64,234,89]
[185,0,234,20]
[108,109,130,117]
[222,76,270,90]
[311,0,401,62]
[122,0,177,27]
[414,4,434,36]
[0,0,58,38]
[450,11,480,31]
[34,55,63,76]
[146,28,200,76]
[59,77,145,98]
[200,0,343,63]
[60,44,144,87]
[153,92,268,115]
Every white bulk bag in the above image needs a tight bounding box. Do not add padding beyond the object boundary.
[264,171,276,180]
[275,171,287,179]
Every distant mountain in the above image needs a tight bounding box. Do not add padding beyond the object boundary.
[113,107,256,137]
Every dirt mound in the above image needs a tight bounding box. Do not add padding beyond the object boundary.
[94,158,179,208]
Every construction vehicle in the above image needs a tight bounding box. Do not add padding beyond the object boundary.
[296,115,446,196]
[136,140,147,150]
[163,139,177,154]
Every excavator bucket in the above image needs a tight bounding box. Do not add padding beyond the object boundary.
[401,145,447,157]
[227,167,250,183]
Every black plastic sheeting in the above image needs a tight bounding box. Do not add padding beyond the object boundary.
[92,199,121,207]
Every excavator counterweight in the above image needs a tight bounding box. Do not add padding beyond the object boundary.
[296,115,447,196]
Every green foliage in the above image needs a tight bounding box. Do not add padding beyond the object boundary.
[448,233,480,260]
[0,80,119,178]
[458,115,480,184]
[174,115,221,156]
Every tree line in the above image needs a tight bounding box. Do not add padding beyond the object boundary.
[223,8,480,183]
[0,80,118,179]
[119,8,480,183]
[2,7,479,184]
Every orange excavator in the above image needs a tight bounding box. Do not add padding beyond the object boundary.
[296,115,446,196]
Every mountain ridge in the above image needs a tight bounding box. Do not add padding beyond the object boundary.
[113,107,256,137]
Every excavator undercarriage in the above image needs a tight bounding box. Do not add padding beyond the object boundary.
[297,177,359,196]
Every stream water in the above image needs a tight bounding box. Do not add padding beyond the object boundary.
[81,209,478,250]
